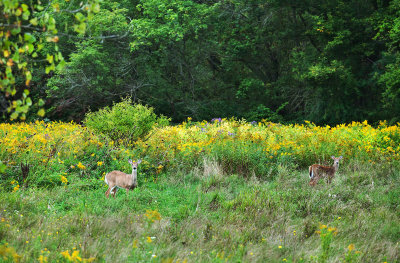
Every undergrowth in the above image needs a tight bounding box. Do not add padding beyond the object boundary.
[0,119,399,262]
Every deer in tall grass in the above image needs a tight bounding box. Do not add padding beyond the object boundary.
[105,159,142,198]
[309,156,343,186]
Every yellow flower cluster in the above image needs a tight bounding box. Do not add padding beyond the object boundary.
[316,224,338,236]
[1,119,399,185]
[38,248,50,263]
[60,249,95,262]
[135,119,400,169]
[0,243,21,262]
[0,120,109,186]
[60,175,68,185]
[77,162,86,170]
[144,209,162,223]
[10,180,20,192]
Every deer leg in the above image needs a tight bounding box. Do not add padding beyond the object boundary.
[111,187,118,198]
[327,175,333,184]
[309,176,320,186]
[105,188,111,198]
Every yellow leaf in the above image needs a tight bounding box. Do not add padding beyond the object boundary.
[7,59,14,67]
[30,17,38,26]
[38,108,45,117]
[46,54,54,64]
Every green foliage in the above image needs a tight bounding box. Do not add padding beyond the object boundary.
[316,225,337,263]
[84,98,170,145]
[29,0,400,124]
[3,0,400,124]
[245,103,287,123]
[130,0,210,51]
[0,0,100,120]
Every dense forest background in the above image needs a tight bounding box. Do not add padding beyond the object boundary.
[2,0,400,124]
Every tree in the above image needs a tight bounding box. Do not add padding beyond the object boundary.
[0,0,100,120]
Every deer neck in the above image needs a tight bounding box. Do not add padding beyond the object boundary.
[131,167,138,187]
[332,163,339,172]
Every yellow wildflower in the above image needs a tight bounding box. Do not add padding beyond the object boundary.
[348,244,355,252]
[77,162,86,170]
[38,255,48,263]
[60,175,68,185]
[132,240,138,249]
[13,184,20,192]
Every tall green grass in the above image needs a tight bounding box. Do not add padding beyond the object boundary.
[0,159,398,262]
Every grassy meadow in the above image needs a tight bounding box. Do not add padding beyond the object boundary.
[0,119,399,262]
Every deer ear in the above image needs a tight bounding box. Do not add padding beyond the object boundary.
[331,156,335,159]
[339,156,343,159]
[137,159,142,164]
[128,159,133,164]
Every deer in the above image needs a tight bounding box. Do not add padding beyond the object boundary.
[105,159,142,198]
[309,156,343,186]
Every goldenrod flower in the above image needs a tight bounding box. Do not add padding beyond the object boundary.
[60,175,68,185]
[132,240,138,249]
[348,244,355,252]
[77,162,86,170]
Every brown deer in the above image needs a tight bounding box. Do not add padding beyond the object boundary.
[105,159,142,198]
[309,156,343,186]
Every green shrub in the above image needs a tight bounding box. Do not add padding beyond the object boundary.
[84,98,170,145]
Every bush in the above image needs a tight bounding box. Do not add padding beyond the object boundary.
[0,120,114,190]
[84,98,170,145]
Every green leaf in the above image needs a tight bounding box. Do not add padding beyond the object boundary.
[56,59,66,71]
[17,105,29,113]
[15,8,22,16]
[12,51,20,62]
[10,112,18,120]
[46,54,54,64]
[24,33,36,43]
[11,27,21,35]
[75,13,86,22]
[21,4,29,11]
[45,64,55,74]
[0,161,6,173]
[26,97,32,106]
[38,99,45,107]
[74,22,87,34]
[36,5,44,11]
[27,43,34,53]
[93,3,100,13]
[26,71,32,80]
[30,17,38,26]
[22,10,30,20]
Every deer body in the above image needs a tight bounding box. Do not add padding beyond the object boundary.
[105,159,141,198]
[309,156,342,186]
